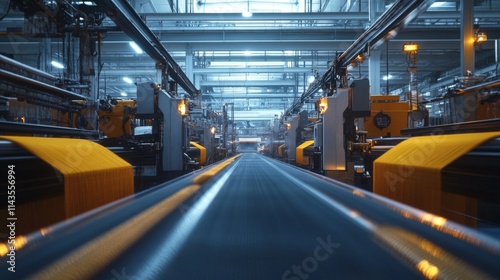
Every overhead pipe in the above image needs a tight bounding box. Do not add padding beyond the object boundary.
[456,79,500,95]
[0,69,88,100]
[283,0,436,116]
[0,121,100,138]
[100,0,199,97]
[330,0,436,79]
[0,54,57,83]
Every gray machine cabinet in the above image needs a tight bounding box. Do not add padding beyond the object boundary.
[158,90,184,171]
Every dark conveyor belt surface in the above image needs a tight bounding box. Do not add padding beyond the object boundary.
[120,153,417,279]
[2,153,500,279]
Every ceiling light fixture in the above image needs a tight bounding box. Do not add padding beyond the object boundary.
[51,61,64,69]
[242,0,252,17]
[123,77,133,84]
[129,41,143,54]
[430,2,445,8]
[242,11,253,17]
[120,92,127,97]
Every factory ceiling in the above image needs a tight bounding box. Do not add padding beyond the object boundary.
[1,0,500,115]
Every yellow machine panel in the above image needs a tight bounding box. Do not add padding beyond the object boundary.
[296,140,314,166]
[365,95,410,138]
[190,141,207,165]
[98,100,136,139]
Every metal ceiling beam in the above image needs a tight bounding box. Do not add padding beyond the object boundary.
[229,116,282,121]
[200,80,296,87]
[97,67,318,77]
[140,12,368,21]
[137,11,498,21]
[205,94,299,98]
[98,81,301,88]
[284,0,437,116]
[3,10,499,24]
[99,0,198,96]
[194,68,313,74]
[100,29,466,44]
[0,36,473,56]
[336,0,437,69]
[100,67,314,75]
[143,40,462,52]
[98,74,432,92]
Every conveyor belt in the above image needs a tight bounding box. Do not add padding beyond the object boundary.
[1,153,500,279]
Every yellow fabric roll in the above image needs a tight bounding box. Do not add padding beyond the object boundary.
[190,141,207,165]
[1,136,134,218]
[296,140,314,166]
[373,132,500,218]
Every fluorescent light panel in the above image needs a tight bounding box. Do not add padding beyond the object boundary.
[242,11,253,17]
[51,61,64,69]
[129,42,143,54]
[209,61,286,67]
